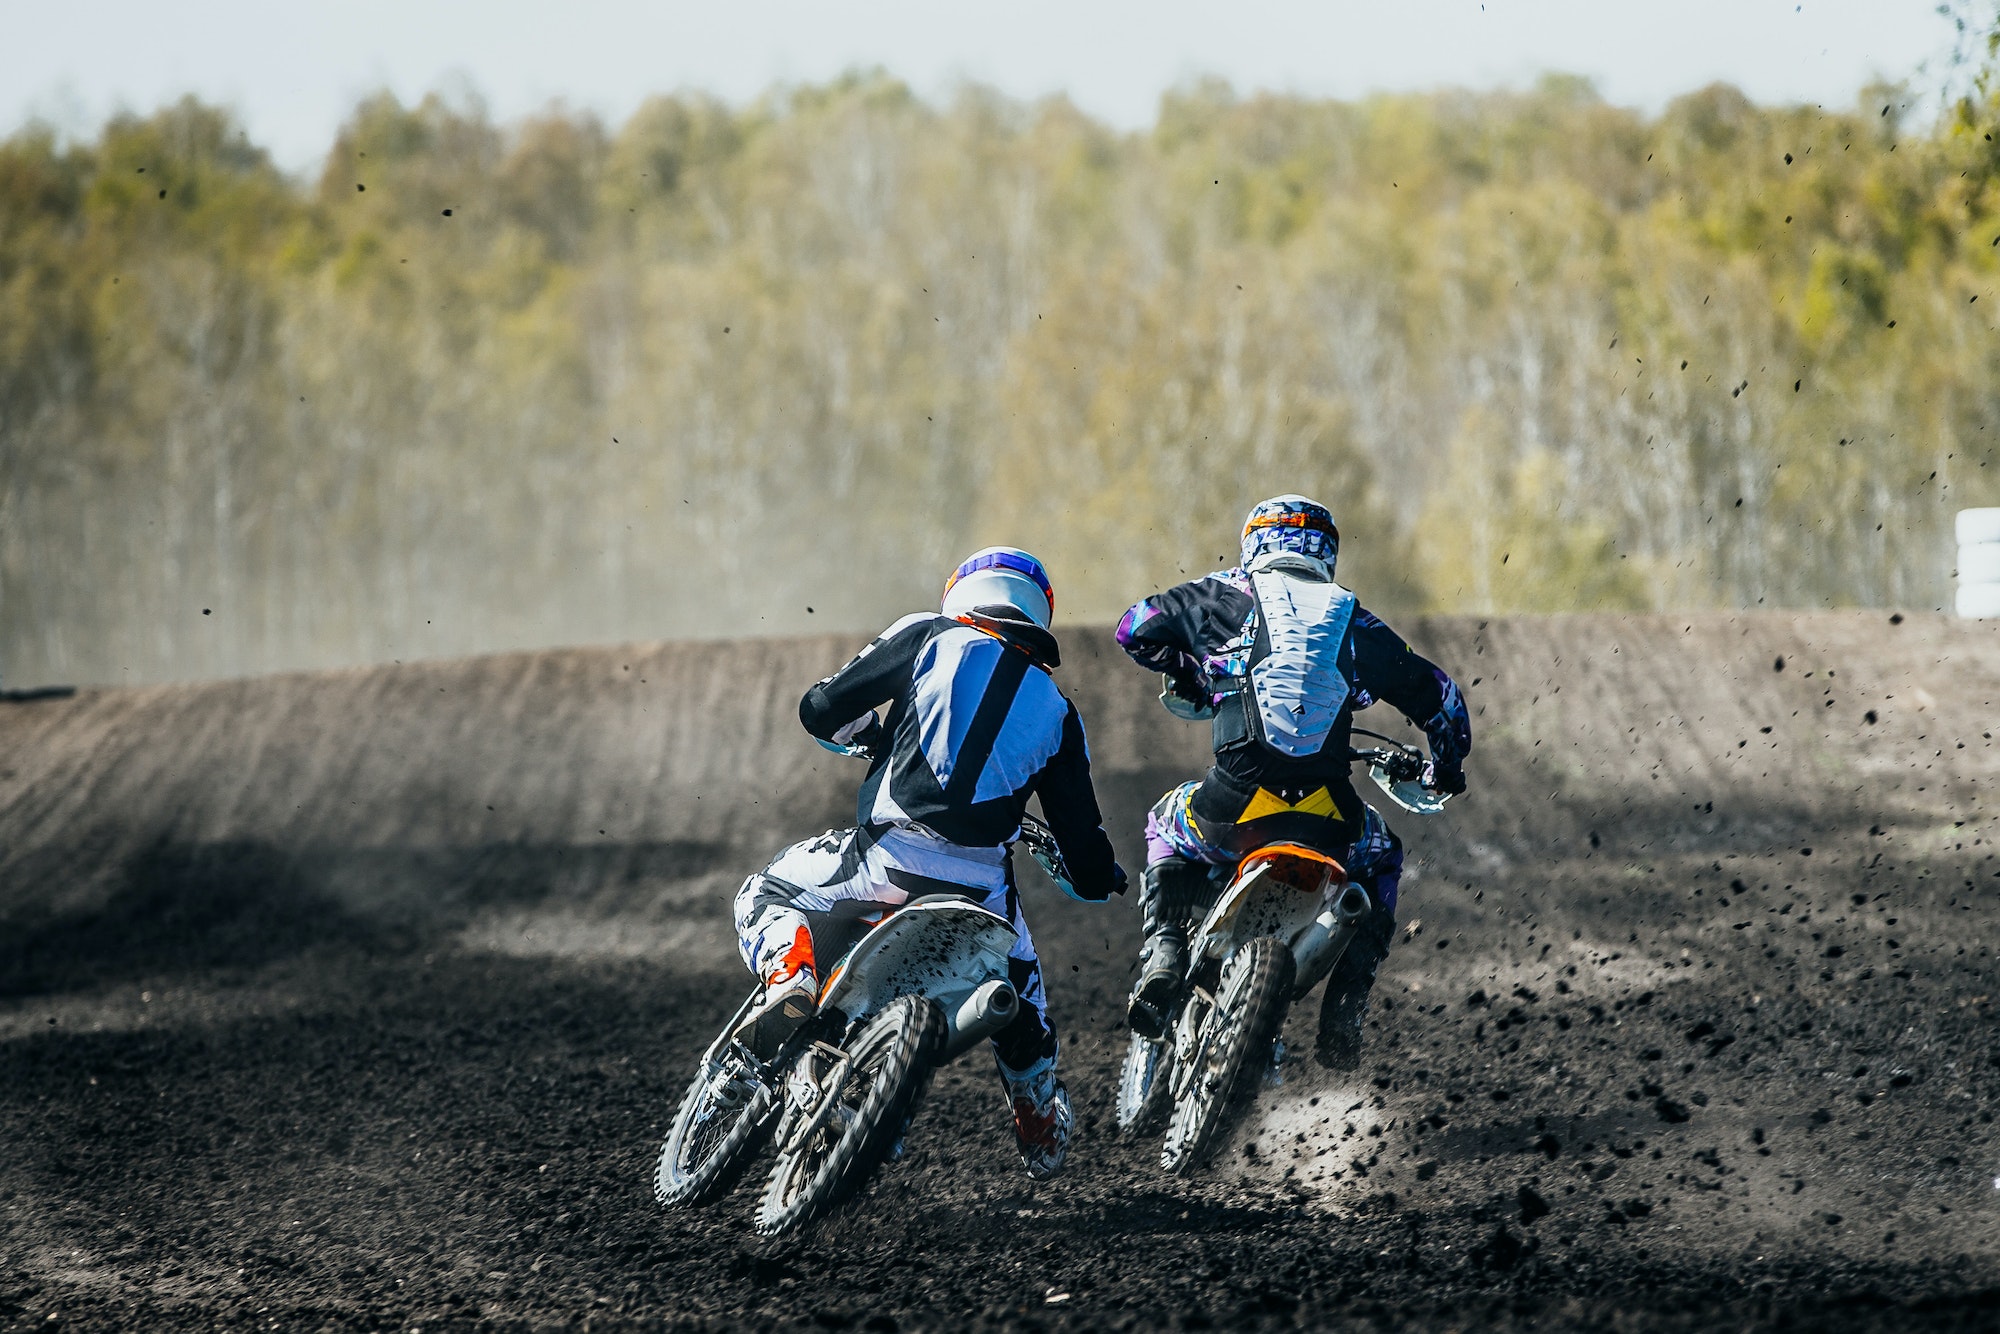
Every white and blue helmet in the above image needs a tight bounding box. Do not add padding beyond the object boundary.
[1241,495,1339,574]
[941,547,1054,629]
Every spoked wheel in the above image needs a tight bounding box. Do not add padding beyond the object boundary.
[654,1032,779,1208]
[1160,935,1295,1175]
[1115,1031,1175,1137]
[754,995,943,1238]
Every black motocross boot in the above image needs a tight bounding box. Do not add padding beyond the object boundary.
[1127,860,1210,1040]
[1315,904,1394,1071]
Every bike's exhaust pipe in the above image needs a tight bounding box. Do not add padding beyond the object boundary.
[1291,882,1374,999]
[942,980,1018,1060]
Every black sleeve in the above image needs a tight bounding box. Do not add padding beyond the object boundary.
[1114,576,1253,680]
[1032,701,1125,900]
[1350,610,1445,723]
[798,616,941,741]
[1350,608,1472,767]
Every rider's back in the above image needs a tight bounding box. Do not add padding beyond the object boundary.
[801,609,1120,896]
[1117,563,1454,830]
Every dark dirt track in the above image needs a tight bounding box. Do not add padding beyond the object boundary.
[4,612,2000,1332]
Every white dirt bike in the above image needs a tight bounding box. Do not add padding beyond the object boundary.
[1115,731,1449,1173]
[652,816,1066,1237]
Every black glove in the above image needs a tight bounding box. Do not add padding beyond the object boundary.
[1108,862,1130,897]
[1428,759,1467,796]
[850,717,887,760]
[1160,673,1217,721]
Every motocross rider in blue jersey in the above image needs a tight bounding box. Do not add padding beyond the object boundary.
[1114,496,1471,1069]
[733,548,1127,1179]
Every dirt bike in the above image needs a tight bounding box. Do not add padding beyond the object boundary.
[652,814,1066,1238]
[1114,730,1450,1173]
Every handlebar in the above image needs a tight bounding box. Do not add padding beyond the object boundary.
[1349,745,1424,785]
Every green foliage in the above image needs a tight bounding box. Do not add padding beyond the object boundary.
[4,75,1999,684]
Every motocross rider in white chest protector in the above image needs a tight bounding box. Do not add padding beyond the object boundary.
[1114,496,1471,1068]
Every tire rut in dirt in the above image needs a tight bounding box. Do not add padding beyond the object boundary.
[753,994,944,1237]
[1161,935,1296,1174]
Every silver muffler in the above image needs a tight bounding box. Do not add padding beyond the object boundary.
[1290,882,1373,998]
[1333,881,1372,926]
[941,979,1019,1059]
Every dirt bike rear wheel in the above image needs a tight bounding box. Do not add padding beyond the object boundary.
[1115,1032,1175,1137]
[753,994,943,1237]
[654,1034,779,1208]
[1160,935,1295,1175]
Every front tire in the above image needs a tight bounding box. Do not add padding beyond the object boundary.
[754,995,943,1238]
[1160,935,1295,1175]
[654,1033,779,1208]
[1115,1032,1175,1137]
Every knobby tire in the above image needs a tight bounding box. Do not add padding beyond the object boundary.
[754,994,943,1238]
[1160,935,1295,1174]
[654,1035,779,1208]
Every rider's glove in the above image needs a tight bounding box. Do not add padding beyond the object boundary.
[1421,692,1471,771]
[1159,673,1217,722]
[817,711,885,759]
[1425,758,1467,796]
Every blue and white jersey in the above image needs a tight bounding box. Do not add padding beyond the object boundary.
[797,612,1123,900]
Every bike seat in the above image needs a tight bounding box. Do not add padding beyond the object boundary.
[885,868,989,901]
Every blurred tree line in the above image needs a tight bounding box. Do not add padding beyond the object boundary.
[4,71,2000,685]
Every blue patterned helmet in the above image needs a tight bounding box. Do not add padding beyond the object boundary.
[1240,495,1339,572]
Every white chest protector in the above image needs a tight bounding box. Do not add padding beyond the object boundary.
[1247,569,1357,758]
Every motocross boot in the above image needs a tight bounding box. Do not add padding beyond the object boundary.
[1315,905,1393,1070]
[1000,1056,1073,1180]
[1127,860,1210,1040]
[733,926,818,1053]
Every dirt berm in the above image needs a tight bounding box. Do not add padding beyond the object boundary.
[3,612,1999,1332]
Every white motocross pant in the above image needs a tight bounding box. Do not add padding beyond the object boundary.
[733,824,1059,1080]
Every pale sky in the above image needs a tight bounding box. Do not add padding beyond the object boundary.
[2,0,1952,173]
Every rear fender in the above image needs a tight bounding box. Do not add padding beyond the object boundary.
[816,899,1018,1045]
[1196,869,1323,964]
[1194,845,1345,965]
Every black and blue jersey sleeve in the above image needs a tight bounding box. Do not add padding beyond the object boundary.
[1350,609,1471,772]
[1031,701,1125,900]
[798,614,945,743]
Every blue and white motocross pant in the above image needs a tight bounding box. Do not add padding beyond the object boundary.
[733,824,1060,1096]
